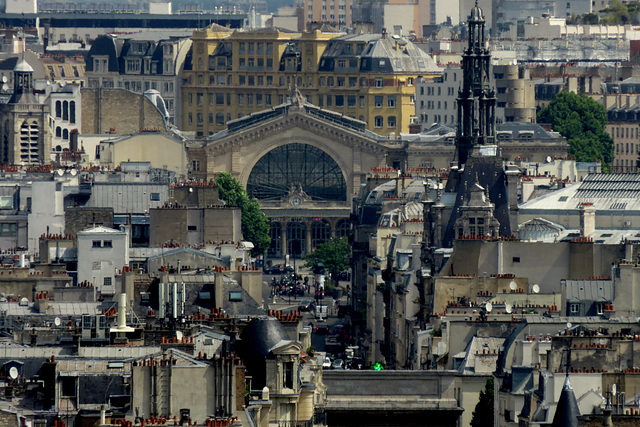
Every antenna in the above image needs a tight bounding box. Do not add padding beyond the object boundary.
[532,284,540,294]
[509,281,517,291]
[70,169,77,176]
[505,304,513,314]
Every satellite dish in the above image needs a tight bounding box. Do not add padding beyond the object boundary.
[612,384,617,397]
[57,169,64,176]
[509,281,517,291]
[176,330,183,342]
[1,76,7,83]
[70,169,77,176]
[54,317,61,326]
[59,80,66,87]
[546,156,552,163]
[566,322,572,329]
[485,302,493,313]
[8,367,18,380]
[19,297,28,306]
[532,284,540,294]
[1,84,8,92]
[505,304,513,314]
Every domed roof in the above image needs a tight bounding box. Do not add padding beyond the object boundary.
[238,317,291,388]
[470,1,484,20]
[14,59,33,73]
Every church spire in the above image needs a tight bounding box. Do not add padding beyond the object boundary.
[456,2,497,167]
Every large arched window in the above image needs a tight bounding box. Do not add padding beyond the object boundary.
[247,143,346,201]
[287,222,306,258]
[335,219,351,238]
[268,222,282,258]
[311,219,331,250]
[55,100,61,118]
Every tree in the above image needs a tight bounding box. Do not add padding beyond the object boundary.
[303,236,351,282]
[471,377,494,427]
[537,92,614,171]
[215,172,270,254]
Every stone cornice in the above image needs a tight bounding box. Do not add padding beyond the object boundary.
[201,110,393,156]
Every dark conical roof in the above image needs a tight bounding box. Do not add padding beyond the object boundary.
[552,375,580,427]
[238,317,291,388]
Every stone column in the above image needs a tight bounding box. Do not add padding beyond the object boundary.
[305,221,312,255]
[281,222,288,259]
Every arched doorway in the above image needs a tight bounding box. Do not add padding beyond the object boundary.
[287,222,306,258]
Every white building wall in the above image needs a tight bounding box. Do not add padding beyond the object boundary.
[383,4,417,35]
[77,227,129,295]
[27,181,65,254]
[6,0,37,13]
[416,68,461,130]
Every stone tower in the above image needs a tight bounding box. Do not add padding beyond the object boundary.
[0,59,51,165]
[456,1,496,167]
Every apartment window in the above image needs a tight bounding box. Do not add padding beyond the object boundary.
[239,42,245,54]
[267,58,273,69]
[103,277,112,287]
[375,78,383,87]
[188,93,193,105]
[239,58,246,68]
[258,76,264,86]
[338,59,346,68]
[283,361,294,389]
[266,42,273,54]
[267,76,273,86]
[360,77,367,87]
[247,94,254,105]
[387,116,396,127]
[320,76,326,87]
[337,77,345,87]
[570,303,579,314]
[327,77,334,86]
[197,93,203,105]
[150,193,160,201]
[248,76,255,85]
[374,116,383,127]
[349,77,357,87]
[92,240,101,248]
[375,96,383,107]
[248,42,255,54]
[239,75,246,85]
[266,94,272,105]
[192,160,200,171]
[216,113,225,125]
[197,113,203,124]
[103,240,113,248]
[388,96,396,108]
[209,113,214,124]
[318,95,324,107]
[216,93,224,105]
[326,96,332,107]
[512,257,520,263]
[348,95,356,107]
[188,113,193,124]
[359,96,365,108]
[335,95,344,106]
[256,93,263,105]
[238,94,245,105]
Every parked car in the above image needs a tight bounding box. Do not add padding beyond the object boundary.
[323,357,332,369]
[263,265,282,274]
[299,300,314,312]
[315,323,329,334]
[331,359,344,370]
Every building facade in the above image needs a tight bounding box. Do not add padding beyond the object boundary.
[182,28,441,137]
[85,34,191,127]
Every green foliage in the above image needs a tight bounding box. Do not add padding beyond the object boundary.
[215,172,270,254]
[471,378,495,427]
[306,346,315,357]
[537,92,614,171]
[302,236,351,281]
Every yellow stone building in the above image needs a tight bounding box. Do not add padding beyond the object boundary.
[182,27,441,137]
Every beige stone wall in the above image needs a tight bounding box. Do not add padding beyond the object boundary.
[105,133,187,177]
[82,88,167,135]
